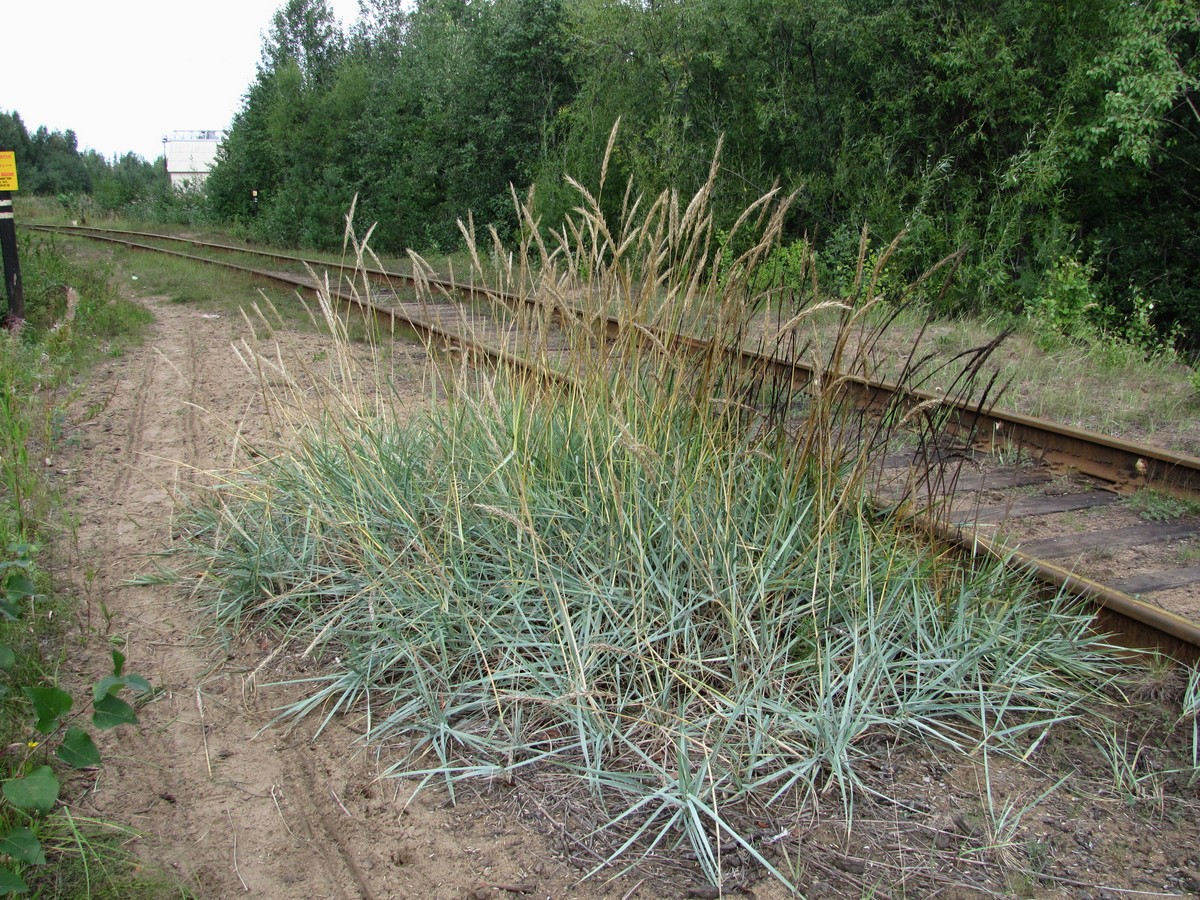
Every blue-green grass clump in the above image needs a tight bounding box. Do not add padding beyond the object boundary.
[183,160,1117,890]
[185,369,1111,887]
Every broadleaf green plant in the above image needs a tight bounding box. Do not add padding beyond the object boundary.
[0,548,151,894]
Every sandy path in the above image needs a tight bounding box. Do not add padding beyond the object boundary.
[56,293,608,899]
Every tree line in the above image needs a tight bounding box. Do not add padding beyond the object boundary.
[0,111,180,219]
[6,1,1199,347]
[206,0,1198,348]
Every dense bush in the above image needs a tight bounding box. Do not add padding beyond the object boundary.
[0,110,205,227]
[8,0,1199,348]
[199,0,1200,349]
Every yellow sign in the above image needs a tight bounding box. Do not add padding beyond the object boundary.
[0,152,17,191]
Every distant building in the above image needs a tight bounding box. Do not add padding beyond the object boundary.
[164,130,220,188]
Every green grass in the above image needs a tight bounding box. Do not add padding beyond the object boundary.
[1124,488,1200,522]
[0,239,181,897]
[98,243,309,319]
[47,234,423,350]
[18,236,153,359]
[180,153,1130,892]
[798,300,1200,455]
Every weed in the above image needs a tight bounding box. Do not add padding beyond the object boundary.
[1025,254,1100,346]
[1182,667,1200,785]
[0,547,152,893]
[989,438,1039,470]
[0,238,165,895]
[1091,724,1167,807]
[1125,488,1200,522]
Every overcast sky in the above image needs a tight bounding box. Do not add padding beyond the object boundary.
[6,0,363,163]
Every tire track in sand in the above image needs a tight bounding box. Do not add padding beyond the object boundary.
[64,297,384,898]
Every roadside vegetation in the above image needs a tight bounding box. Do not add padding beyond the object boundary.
[6,0,1200,357]
[0,240,168,896]
[177,160,1200,893]
[7,0,1200,446]
[0,112,200,229]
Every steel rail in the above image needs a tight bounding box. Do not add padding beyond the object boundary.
[30,224,576,392]
[37,223,1200,660]
[924,519,1200,663]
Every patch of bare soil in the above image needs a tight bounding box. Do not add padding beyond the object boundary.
[48,279,1200,900]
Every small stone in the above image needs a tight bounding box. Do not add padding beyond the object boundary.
[832,855,867,875]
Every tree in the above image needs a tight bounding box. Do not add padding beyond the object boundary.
[0,112,33,163]
[0,114,91,195]
[208,0,353,245]
[264,0,346,87]
[199,0,1200,345]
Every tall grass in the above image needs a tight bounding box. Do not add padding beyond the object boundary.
[183,153,1119,891]
[0,236,151,547]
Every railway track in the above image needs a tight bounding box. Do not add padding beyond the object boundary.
[33,223,1200,661]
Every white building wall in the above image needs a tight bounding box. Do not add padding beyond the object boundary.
[165,131,220,188]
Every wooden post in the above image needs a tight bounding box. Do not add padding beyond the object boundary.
[0,191,23,328]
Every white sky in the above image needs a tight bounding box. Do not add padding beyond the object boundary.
[6,0,363,163]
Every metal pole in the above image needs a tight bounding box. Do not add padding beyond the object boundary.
[0,191,23,328]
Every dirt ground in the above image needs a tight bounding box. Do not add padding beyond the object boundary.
[47,275,1200,899]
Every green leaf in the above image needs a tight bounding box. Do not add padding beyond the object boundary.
[22,686,73,734]
[93,668,151,704]
[56,727,101,769]
[0,644,13,670]
[111,648,126,678]
[0,599,18,623]
[2,767,59,814]
[92,694,137,730]
[0,864,29,894]
[4,573,35,603]
[123,674,151,694]
[92,676,124,703]
[0,828,45,865]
